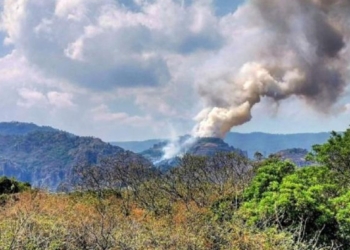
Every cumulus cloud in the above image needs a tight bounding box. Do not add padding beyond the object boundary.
[1,0,222,90]
[0,0,226,140]
[0,49,162,140]
[17,88,46,108]
[0,0,349,142]
[17,88,74,109]
[91,104,152,126]
[342,103,350,113]
[47,91,74,108]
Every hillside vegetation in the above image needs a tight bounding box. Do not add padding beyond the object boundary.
[0,128,350,249]
[0,122,57,136]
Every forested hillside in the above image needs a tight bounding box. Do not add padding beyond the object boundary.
[0,122,151,191]
[0,121,57,136]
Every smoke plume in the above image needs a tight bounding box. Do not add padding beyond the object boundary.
[193,0,350,138]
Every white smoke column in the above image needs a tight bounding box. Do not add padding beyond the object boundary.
[160,136,197,161]
[161,128,183,161]
[155,126,197,162]
[193,0,350,138]
[161,139,182,161]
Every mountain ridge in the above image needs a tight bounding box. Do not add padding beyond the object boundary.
[0,121,58,135]
[0,122,151,191]
[112,131,332,157]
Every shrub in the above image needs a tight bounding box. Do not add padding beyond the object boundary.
[0,176,31,194]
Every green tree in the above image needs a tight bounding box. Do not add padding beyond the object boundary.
[0,176,30,194]
[241,163,342,245]
[307,129,350,183]
[243,161,295,202]
[333,191,350,242]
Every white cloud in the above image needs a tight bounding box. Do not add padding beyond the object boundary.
[54,0,89,20]
[17,88,75,109]
[0,0,222,90]
[342,103,350,113]
[0,0,223,139]
[17,88,46,108]
[1,0,27,45]
[47,91,74,108]
[91,104,151,126]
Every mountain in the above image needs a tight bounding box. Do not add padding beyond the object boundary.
[141,137,247,170]
[224,132,331,157]
[111,139,163,153]
[0,122,151,191]
[113,132,331,158]
[185,137,247,157]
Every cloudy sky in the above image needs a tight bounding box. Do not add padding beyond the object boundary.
[0,0,349,141]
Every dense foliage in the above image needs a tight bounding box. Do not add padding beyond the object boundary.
[308,130,350,182]
[1,128,350,249]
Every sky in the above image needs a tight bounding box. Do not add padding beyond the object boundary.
[0,0,349,141]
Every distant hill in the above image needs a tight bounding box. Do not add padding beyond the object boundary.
[111,139,163,153]
[0,122,151,191]
[224,132,331,157]
[113,132,331,158]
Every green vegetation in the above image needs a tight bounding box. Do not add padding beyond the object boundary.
[0,176,30,207]
[0,176,31,194]
[0,128,350,249]
[308,130,350,182]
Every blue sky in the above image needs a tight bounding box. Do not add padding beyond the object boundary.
[0,0,349,141]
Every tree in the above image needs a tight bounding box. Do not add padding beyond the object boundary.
[240,162,343,246]
[161,153,252,210]
[254,151,264,161]
[0,176,30,194]
[307,129,350,183]
[243,161,295,202]
[333,191,350,242]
